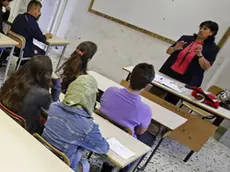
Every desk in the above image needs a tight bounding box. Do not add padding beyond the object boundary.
[88,71,187,130]
[0,33,18,84]
[45,36,70,70]
[3,20,70,70]
[59,93,151,171]
[123,66,230,124]
[0,109,73,172]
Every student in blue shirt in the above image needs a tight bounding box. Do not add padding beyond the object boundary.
[1,0,53,65]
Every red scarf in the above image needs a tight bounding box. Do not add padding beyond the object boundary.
[171,41,203,74]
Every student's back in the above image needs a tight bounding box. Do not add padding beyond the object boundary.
[43,75,109,171]
[19,85,51,132]
[0,55,53,133]
[11,13,46,57]
[100,87,151,136]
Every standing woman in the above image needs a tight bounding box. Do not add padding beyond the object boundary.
[160,21,219,87]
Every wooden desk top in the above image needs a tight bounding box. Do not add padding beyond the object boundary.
[123,66,230,120]
[88,71,187,130]
[0,109,73,172]
[93,113,151,168]
[46,36,70,45]
[59,93,151,168]
[0,33,18,47]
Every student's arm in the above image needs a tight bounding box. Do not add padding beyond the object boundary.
[135,106,152,135]
[51,72,62,102]
[80,123,109,155]
[31,21,52,43]
[39,89,52,110]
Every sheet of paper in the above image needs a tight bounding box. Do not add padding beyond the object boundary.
[153,74,188,93]
[107,138,136,160]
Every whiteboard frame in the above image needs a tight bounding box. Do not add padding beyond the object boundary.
[88,0,229,48]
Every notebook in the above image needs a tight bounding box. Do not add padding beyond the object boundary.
[107,138,136,159]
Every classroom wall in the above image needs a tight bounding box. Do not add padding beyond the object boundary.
[56,0,170,83]
[56,0,230,88]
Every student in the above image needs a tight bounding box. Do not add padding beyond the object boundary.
[52,41,97,101]
[56,41,97,93]
[100,63,156,171]
[100,63,155,139]
[0,55,54,134]
[0,0,12,33]
[9,0,52,59]
[42,74,109,172]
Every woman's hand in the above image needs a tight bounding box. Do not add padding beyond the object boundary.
[174,41,187,50]
[166,41,187,55]
[194,45,203,57]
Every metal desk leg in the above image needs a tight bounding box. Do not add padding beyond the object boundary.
[45,45,51,56]
[3,46,15,83]
[111,167,120,172]
[183,150,194,162]
[137,137,165,171]
[56,45,67,70]
[212,116,224,126]
[87,152,93,159]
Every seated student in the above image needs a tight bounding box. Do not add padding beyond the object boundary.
[0,55,54,134]
[0,0,12,33]
[56,41,97,93]
[1,0,53,65]
[52,41,97,101]
[42,74,109,172]
[100,63,155,171]
[100,63,155,140]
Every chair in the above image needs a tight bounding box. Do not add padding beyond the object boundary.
[33,133,70,166]
[180,85,224,119]
[0,103,27,129]
[94,109,133,135]
[6,30,31,69]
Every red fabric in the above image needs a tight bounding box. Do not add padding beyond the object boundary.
[171,41,203,74]
[192,88,219,108]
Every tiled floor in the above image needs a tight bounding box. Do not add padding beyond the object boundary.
[1,53,230,172]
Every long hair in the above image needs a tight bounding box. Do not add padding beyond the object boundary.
[0,55,53,113]
[60,41,97,92]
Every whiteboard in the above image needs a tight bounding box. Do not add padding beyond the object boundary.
[90,0,230,43]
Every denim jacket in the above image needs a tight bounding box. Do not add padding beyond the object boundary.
[42,102,109,171]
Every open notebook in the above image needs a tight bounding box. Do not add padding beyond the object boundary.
[154,74,188,93]
[107,138,136,160]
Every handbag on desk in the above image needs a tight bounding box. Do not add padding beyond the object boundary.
[217,89,230,110]
[191,88,219,108]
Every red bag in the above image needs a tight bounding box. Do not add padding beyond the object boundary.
[191,87,219,108]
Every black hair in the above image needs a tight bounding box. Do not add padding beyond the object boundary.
[130,63,155,90]
[27,0,42,12]
[197,20,219,43]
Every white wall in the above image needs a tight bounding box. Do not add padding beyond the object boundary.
[57,0,229,87]
[56,0,170,82]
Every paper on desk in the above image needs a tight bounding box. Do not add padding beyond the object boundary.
[153,74,188,93]
[107,138,136,159]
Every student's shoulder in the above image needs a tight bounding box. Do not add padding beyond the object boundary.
[137,102,152,115]
[29,86,50,97]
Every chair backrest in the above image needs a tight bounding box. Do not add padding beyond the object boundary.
[7,30,26,49]
[207,85,224,96]
[33,133,70,166]
[0,103,27,129]
[94,109,133,135]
